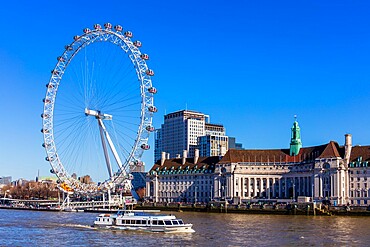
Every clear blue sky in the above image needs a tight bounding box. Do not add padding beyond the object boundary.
[1,0,370,180]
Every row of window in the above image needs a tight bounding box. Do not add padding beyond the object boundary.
[116,219,184,226]
[350,191,369,197]
[159,185,211,191]
[160,180,213,185]
[160,191,210,198]
[350,177,368,182]
[350,170,368,174]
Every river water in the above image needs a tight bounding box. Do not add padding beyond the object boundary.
[0,209,369,246]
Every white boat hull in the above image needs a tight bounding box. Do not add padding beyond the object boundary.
[93,211,195,233]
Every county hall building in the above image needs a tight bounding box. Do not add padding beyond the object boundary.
[146,119,370,206]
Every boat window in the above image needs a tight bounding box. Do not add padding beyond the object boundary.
[153,220,158,225]
[164,220,172,225]
[158,220,164,225]
[172,220,179,225]
[178,220,184,225]
[130,220,135,225]
[136,220,141,225]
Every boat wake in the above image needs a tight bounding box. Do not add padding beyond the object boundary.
[60,223,96,230]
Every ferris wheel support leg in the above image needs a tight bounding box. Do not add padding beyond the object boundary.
[98,119,113,178]
[98,118,124,171]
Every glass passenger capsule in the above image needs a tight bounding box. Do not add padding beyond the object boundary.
[41,113,49,119]
[114,25,123,32]
[57,56,65,62]
[148,105,158,113]
[94,24,102,30]
[133,41,142,47]
[104,23,112,29]
[141,144,150,150]
[148,87,157,94]
[51,70,59,75]
[146,69,154,76]
[65,45,73,51]
[124,31,133,37]
[140,54,149,60]
[145,125,155,132]
[43,98,52,103]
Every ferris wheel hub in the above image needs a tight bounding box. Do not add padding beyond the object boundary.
[85,108,112,120]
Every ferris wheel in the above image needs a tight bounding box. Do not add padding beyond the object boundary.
[41,23,157,193]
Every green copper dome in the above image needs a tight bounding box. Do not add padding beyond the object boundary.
[290,116,302,156]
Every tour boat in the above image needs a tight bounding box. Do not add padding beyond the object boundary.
[93,210,195,233]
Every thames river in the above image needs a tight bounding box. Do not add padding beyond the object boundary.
[0,209,369,246]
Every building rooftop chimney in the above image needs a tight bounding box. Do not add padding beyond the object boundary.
[182,150,188,165]
[345,134,352,161]
[194,149,199,164]
[161,152,166,166]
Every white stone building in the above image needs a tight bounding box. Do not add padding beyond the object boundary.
[146,150,219,203]
[147,119,370,206]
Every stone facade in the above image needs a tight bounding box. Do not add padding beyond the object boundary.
[146,150,219,203]
[147,132,370,206]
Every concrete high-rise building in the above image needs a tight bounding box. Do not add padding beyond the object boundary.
[154,110,230,162]
[159,110,208,159]
[228,137,244,150]
[154,128,163,163]
[198,135,228,157]
[199,123,228,157]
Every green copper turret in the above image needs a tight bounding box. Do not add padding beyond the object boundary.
[290,116,302,156]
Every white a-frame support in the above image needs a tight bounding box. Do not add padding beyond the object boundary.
[85,108,124,178]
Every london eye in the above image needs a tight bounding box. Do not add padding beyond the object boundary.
[41,23,157,193]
